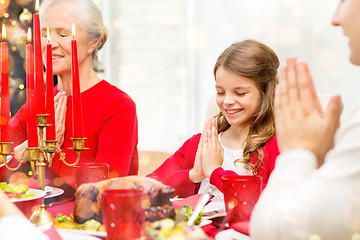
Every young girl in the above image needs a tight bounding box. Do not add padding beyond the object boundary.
[148,39,280,212]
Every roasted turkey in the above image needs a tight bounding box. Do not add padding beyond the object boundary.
[73,176,176,224]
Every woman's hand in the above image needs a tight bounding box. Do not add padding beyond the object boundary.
[54,91,67,148]
[201,118,223,178]
[13,141,28,162]
[275,57,343,166]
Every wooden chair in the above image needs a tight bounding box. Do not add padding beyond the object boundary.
[138,150,172,176]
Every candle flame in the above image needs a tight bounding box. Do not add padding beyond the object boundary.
[35,0,40,13]
[72,23,75,39]
[1,24,6,41]
[47,28,51,43]
[27,27,32,43]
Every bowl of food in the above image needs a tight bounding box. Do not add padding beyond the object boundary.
[1,182,46,219]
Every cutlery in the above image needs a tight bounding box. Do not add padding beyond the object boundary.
[187,188,212,226]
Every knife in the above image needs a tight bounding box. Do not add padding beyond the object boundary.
[187,188,212,226]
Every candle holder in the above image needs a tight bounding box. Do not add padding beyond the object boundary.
[67,138,87,166]
[1,114,86,226]
[0,142,20,171]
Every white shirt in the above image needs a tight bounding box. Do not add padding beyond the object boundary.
[198,132,252,213]
[250,102,360,240]
[0,215,49,240]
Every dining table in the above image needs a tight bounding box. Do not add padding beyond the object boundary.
[28,180,251,240]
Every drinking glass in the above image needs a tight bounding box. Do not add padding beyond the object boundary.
[101,189,147,240]
[221,175,262,226]
[74,162,109,189]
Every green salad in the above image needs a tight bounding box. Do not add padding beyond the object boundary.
[0,182,35,199]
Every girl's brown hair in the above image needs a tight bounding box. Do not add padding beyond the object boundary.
[214,39,279,173]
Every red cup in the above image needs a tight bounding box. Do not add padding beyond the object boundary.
[101,189,147,240]
[221,175,262,226]
[74,162,109,189]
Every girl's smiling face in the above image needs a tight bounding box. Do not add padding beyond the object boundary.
[215,66,261,128]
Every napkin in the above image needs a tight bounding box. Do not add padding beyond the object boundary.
[171,194,204,210]
[231,221,250,235]
[43,226,63,240]
[46,200,76,218]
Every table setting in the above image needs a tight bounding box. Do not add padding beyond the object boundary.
[1,164,262,240]
[25,174,258,239]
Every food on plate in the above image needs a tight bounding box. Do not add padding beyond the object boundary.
[53,213,105,231]
[0,182,35,199]
[176,206,202,225]
[145,218,208,240]
[73,176,176,224]
[145,207,207,239]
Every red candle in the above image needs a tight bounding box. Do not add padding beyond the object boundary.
[0,24,10,142]
[71,24,84,139]
[26,27,38,147]
[45,28,56,141]
[33,0,45,115]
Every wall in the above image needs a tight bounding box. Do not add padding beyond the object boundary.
[97,0,360,152]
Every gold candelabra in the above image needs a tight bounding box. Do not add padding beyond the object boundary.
[0,114,86,226]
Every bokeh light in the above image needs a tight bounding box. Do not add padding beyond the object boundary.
[313,22,324,34]
[281,0,297,4]
[9,172,29,185]
[15,0,32,4]
[53,177,64,187]
[292,8,303,18]
[280,26,301,45]
[250,24,261,35]
[319,49,338,69]
[221,22,233,34]
[352,234,360,240]
[0,0,10,11]
[8,54,14,71]
[113,18,124,30]
[161,7,181,27]
[190,29,208,50]
[309,234,321,240]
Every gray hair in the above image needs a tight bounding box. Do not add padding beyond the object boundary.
[39,0,108,66]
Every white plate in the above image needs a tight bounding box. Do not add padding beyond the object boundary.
[45,187,64,199]
[10,188,46,202]
[215,229,251,240]
[199,219,212,227]
[202,200,226,214]
[57,228,106,239]
[45,186,53,193]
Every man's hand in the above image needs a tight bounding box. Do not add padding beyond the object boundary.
[275,57,342,166]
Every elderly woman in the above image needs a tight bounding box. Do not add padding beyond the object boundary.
[6,0,138,189]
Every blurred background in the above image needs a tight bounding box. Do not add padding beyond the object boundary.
[3,0,360,153]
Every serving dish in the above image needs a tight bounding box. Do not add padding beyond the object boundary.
[11,188,46,218]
